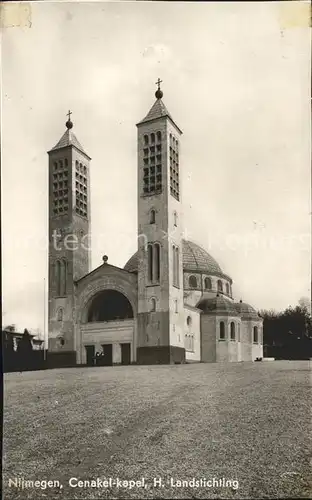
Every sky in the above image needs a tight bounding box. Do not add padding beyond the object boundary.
[2,1,311,335]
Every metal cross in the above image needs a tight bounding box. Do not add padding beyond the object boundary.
[155,78,163,89]
[67,110,72,121]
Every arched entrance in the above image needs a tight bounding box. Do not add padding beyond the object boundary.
[81,289,134,366]
[87,290,134,322]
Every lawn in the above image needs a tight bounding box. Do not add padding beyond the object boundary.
[3,361,312,499]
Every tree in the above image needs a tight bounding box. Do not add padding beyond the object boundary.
[261,305,312,346]
[298,297,311,315]
[4,324,16,332]
[17,329,33,354]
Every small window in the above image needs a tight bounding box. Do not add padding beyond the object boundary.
[150,298,156,312]
[174,299,178,313]
[253,326,258,343]
[204,277,212,290]
[189,275,197,288]
[217,280,223,292]
[230,322,235,340]
[64,158,68,167]
[226,283,230,295]
[151,133,155,143]
[59,337,65,346]
[150,209,156,224]
[187,316,192,326]
[156,131,161,142]
[173,211,178,227]
[57,308,63,321]
[144,135,149,145]
[220,321,225,340]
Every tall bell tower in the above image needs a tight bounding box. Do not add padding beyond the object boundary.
[47,113,91,359]
[136,81,185,364]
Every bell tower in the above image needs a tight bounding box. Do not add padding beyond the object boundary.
[136,81,185,364]
[47,112,91,359]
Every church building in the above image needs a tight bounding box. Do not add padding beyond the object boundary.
[47,82,263,366]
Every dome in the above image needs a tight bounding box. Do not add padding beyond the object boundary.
[124,239,230,279]
[234,301,260,319]
[197,295,238,316]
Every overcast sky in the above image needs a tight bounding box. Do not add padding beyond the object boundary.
[2,1,311,334]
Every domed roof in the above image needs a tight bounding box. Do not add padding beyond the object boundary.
[197,295,238,316]
[124,239,229,278]
[234,301,260,319]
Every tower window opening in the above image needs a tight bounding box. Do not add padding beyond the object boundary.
[172,245,180,288]
[217,280,223,292]
[147,244,153,282]
[55,260,61,296]
[188,275,197,288]
[57,308,64,322]
[253,326,258,343]
[230,322,236,340]
[154,243,160,282]
[151,133,155,143]
[156,131,161,142]
[144,135,149,145]
[147,243,161,284]
[204,277,212,290]
[220,321,225,340]
[150,298,156,312]
[226,283,230,295]
[150,209,156,224]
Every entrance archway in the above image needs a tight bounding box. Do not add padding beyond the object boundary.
[87,290,134,323]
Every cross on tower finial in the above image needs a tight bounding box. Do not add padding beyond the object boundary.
[155,78,162,90]
[65,110,73,129]
[155,78,163,99]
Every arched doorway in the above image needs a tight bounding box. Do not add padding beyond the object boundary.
[82,290,134,366]
[87,290,134,322]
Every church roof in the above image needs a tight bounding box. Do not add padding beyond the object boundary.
[137,98,182,133]
[234,301,260,319]
[124,239,232,281]
[197,295,239,316]
[49,129,90,159]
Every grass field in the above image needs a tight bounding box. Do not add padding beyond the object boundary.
[3,361,312,499]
